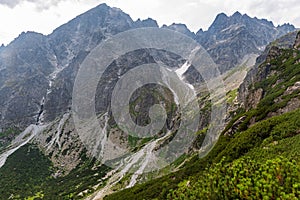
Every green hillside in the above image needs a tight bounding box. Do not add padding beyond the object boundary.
[105,34,300,200]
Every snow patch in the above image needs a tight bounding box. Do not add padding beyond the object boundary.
[175,62,195,90]
[175,61,190,80]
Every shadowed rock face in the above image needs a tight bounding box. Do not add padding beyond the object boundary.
[0,3,296,131]
[0,4,137,130]
[0,4,299,198]
[0,4,181,130]
[0,32,55,129]
[238,31,299,109]
[294,31,300,49]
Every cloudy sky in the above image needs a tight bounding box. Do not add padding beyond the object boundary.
[0,0,299,45]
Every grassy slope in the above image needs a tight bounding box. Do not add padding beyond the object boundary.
[0,37,299,200]
[0,145,110,199]
[0,144,52,199]
[105,42,300,200]
[105,108,300,200]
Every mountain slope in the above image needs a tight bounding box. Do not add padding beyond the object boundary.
[104,31,300,200]
[0,32,55,129]
[0,3,298,199]
[0,4,144,131]
[0,5,295,132]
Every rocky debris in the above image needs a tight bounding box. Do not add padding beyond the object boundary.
[224,116,246,136]
[266,46,283,63]
[285,81,300,95]
[268,98,300,118]
[246,88,264,109]
[34,113,85,175]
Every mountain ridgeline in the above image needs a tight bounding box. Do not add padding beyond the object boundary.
[0,4,295,131]
[0,3,299,200]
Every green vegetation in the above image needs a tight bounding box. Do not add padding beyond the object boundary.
[224,48,300,134]
[41,152,110,199]
[128,134,139,148]
[105,108,300,200]
[128,134,153,152]
[226,88,238,103]
[0,144,52,199]
[105,47,300,200]
[0,128,20,151]
[215,108,300,163]
[1,36,300,200]
[258,50,300,104]
[168,157,300,200]
[0,144,110,199]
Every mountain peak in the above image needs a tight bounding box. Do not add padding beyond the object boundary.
[95,3,109,9]
[134,18,158,28]
[215,12,229,21]
[277,23,296,33]
[170,23,189,28]
[162,23,195,38]
[209,12,229,31]
[10,31,45,46]
[0,43,4,50]
[197,11,296,73]
[232,11,242,18]
[196,28,204,35]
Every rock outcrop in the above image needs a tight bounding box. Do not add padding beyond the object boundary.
[238,31,299,109]
[294,31,300,49]
[0,5,295,131]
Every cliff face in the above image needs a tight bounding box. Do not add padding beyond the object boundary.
[223,30,300,137]
[0,4,139,130]
[0,32,55,129]
[294,31,300,49]
[238,31,299,110]
[0,5,295,131]
[0,4,298,198]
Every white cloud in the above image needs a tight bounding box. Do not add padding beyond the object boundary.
[0,0,102,45]
[0,0,82,10]
[0,0,299,45]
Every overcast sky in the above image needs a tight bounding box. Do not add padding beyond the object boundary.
[0,0,299,45]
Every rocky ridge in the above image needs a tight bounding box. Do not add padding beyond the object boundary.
[0,3,298,199]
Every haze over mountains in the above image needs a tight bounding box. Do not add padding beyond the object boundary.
[0,3,299,200]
